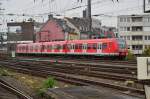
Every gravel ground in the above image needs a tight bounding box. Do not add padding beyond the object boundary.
[0,86,19,99]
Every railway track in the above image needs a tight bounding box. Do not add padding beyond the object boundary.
[0,77,33,99]
[17,56,137,66]
[0,59,144,98]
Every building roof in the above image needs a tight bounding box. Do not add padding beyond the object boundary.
[39,18,75,33]
[65,17,101,33]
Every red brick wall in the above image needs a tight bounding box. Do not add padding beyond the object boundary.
[36,20,65,42]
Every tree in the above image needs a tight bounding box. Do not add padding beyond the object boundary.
[142,48,150,56]
[126,50,136,60]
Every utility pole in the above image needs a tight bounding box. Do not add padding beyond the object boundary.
[0,0,5,51]
[88,0,92,35]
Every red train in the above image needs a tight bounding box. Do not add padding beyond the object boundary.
[16,38,128,59]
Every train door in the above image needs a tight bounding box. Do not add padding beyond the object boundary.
[59,44,63,53]
[82,43,87,54]
[41,44,44,53]
[70,44,74,53]
[51,44,54,53]
[97,43,102,55]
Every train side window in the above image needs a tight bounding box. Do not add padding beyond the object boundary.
[75,44,79,49]
[41,45,44,50]
[63,44,66,49]
[87,44,91,49]
[85,44,87,49]
[43,45,47,50]
[32,46,34,50]
[102,43,107,49]
[51,45,53,49]
[92,43,97,49]
[31,46,33,51]
[48,45,52,50]
[79,44,82,49]
[82,44,85,49]
[54,45,58,49]
[56,44,61,50]
[35,46,38,50]
[67,44,71,49]
[59,44,62,50]
[35,46,37,50]
[46,45,48,50]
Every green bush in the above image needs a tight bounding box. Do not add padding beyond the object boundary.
[37,76,56,98]
[43,76,56,89]
[142,48,150,56]
[0,68,9,76]
[125,50,136,60]
[37,88,46,97]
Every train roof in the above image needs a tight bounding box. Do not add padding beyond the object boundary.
[67,38,117,43]
[17,38,118,46]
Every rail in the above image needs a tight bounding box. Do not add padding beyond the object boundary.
[0,78,33,99]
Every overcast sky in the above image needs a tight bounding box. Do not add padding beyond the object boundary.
[0,0,148,28]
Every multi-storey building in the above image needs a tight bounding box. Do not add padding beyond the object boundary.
[118,14,150,54]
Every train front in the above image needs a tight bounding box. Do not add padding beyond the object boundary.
[117,38,128,58]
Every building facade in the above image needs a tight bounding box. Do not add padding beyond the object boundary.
[118,14,150,54]
[36,15,80,42]
[7,22,34,52]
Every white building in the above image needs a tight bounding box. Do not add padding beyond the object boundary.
[118,14,150,54]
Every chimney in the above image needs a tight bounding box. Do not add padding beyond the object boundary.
[48,14,53,20]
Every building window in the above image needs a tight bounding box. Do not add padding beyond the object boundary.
[145,17,150,22]
[145,36,148,40]
[124,27,127,31]
[132,45,143,50]
[132,17,142,22]
[127,36,130,40]
[148,18,150,22]
[128,45,130,49]
[120,18,123,22]
[132,35,143,41]
[127,18,130,22]
[148,36,150,40]
[124,36,126,40]
[127,27,130,31]
[120,27,124,31]
[132,26,143,31]
[123,18,127,22]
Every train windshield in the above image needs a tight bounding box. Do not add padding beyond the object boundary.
[117,39,126,49]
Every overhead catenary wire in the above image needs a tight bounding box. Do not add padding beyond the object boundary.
[1,0,147,23]
[3,2,146,17]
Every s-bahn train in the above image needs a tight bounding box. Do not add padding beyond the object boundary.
[16,38,128,59]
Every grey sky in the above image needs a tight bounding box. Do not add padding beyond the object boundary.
[0,0,147,27]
